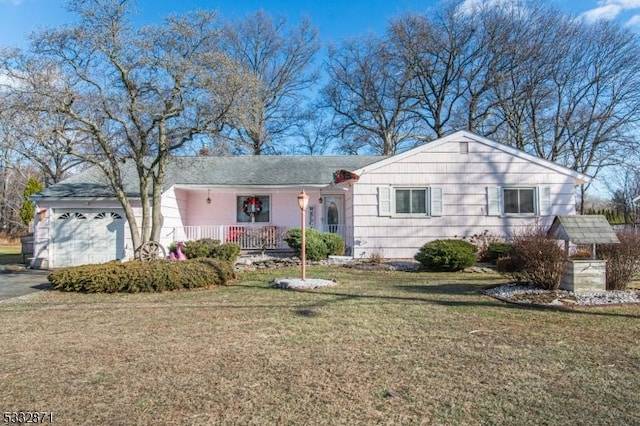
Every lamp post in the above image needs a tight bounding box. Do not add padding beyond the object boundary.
[297,190,309,281]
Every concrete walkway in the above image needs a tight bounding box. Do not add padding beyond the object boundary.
[0,267,51,302]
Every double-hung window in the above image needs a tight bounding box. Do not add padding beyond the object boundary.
[378,186,442,217]
[395,188,427,215]
[487,186,551,216]
[503,188,535,215]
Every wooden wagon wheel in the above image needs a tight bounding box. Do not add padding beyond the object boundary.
[136,241,166,261]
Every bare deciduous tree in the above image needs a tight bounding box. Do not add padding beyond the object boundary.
[483,4,640,212]
[290,108,334,155]
[0,119,28,234]
[322,35,420,155]
[1,0,254,251]
[389,5,477,139]
[322,0,640,211]
[221,10,320,155]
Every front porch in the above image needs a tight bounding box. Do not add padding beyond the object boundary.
[163,185,352,252]
[169,224,347,251]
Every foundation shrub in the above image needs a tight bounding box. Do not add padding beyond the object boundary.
[285,228,329,261]
[211,242,241,262]
[495,256,527,282]
[182,240,211,259]
[509,231,566,290]
[597,231,640,290]
[179,239,240,262]
[321,232,346,256]
[199,238,222,252]
[414,239,478,272]
[48,258,234,293]
[485,242,513,264]
[466,230,504,261]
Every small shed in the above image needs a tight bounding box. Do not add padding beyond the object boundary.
[547,215,619,259]
[547,215,619,292]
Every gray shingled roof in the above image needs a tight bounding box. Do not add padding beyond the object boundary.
[547,215,620,244]
[34,155,384,199]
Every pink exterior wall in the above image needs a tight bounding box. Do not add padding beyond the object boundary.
[160,187,354,246]
[181,189,315,227]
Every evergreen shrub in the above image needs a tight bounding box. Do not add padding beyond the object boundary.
[321,232,346,256]
[48,258,235,293]
[212,242,241,262]
[179,239,240,262]
[182,240,211,259]
[285,228,342,261]
[414,239,478,272]
[485,242,513,264]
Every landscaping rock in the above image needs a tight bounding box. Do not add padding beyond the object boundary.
[484,283,640,306]
[270,278,337,290]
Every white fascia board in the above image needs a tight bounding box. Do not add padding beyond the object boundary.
[351,130,592,185]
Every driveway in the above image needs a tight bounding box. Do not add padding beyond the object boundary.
[0,269,52,302]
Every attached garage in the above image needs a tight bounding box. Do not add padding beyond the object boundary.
[51,210,125,267]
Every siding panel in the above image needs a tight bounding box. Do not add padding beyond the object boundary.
[352,137,580,258]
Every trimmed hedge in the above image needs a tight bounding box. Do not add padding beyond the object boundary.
[180,239,241,263]
[321,232,346,256]
[284,228,346,261]
[211,242,241,262]
[414,239,478,272]
[284,228,327,261]
[48,258,235,293]
[182,240,212,259]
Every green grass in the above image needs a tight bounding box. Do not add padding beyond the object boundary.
[0,265,639,425]
[0,245,23,265]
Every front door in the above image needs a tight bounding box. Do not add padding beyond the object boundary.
[323,195,344,236]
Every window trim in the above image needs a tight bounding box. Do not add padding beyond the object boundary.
[379,186,442,218]
[394,187,429,216]
[502,187,537,216]
[236,194,272,223]
[487,186,550,217]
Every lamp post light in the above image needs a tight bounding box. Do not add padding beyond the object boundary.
[297,190,309,281]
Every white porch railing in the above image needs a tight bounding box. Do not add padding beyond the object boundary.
[175,225,290,250]
[171,224,347,251]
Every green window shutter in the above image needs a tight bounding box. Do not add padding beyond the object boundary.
[487,186,501,216]
[431,187,443,217]
[378,186,392,216]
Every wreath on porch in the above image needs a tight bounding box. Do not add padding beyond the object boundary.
[243,196,263,217]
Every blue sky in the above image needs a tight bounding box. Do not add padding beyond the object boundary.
[1,0,639,48]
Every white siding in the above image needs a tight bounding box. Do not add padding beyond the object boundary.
[32,199,144,268]
[352,136,581,259]
[160,186,188,247]
[32,208,51,269]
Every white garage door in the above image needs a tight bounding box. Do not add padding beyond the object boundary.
[52,210,125,267]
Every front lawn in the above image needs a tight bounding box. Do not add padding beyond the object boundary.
[1,266,638,425]
[0,245,23,265]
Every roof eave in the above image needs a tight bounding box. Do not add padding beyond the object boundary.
[351,130,595,183]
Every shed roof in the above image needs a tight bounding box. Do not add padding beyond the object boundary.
[547,215,619,244]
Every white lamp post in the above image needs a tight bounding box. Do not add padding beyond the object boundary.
[297,190,309,281]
